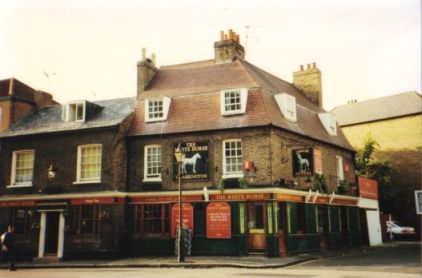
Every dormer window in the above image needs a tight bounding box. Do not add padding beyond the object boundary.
[318,112,337,136]
[220,88,248,115]
[145,97,171,122]
[62,101,86,122]
[275,93,297,122]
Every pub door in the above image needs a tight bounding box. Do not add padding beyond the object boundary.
[247,202,266,252]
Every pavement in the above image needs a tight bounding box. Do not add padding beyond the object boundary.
[0,243,391,270]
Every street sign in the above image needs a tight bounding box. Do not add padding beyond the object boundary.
[415,190,422,215]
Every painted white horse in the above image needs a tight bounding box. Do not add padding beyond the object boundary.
[296,153,310,172]
[182,153,201,174]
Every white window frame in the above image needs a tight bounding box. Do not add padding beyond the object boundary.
[62,101,86,122]
[144,145,162,182]
[275,93,297,122]
[336,155,344,186]
[222,139,244,179]
[9,150,35,187]
[145,97,171,122]
[318,112,337,136]
[75,144,102,184]
[220,88,248,116]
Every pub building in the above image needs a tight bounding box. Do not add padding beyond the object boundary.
[0,30,382,260]
[126,30,375,257]
[0,77,135,261]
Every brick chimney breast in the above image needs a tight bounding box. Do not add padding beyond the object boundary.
[214,29,245,64]
[137,48,158,98]
[293,63,323,108]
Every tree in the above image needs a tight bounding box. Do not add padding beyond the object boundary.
[355,136,395,214]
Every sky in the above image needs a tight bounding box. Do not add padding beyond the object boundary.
[0,0,420,110]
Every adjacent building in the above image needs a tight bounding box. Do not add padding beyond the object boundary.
[331,92,422,239]
[0,78,135,260]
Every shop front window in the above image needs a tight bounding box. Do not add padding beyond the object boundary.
[136,204,169,237]
[9,208,34,235]
[69,205,100,235]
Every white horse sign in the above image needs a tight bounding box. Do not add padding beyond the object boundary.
[174,142,209,180]
[292,149,314,176]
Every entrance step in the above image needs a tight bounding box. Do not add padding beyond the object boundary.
[248,252,266,256]
[33,256,62,263]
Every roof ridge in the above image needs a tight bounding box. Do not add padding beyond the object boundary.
[331,91,421,111]
[160,59,214,68]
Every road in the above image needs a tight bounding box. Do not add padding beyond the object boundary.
[2,242,421,278]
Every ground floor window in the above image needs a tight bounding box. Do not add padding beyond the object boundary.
[317,205,327,233]
[9,207,34,235]
[135,204,169,237]
[68,205,100,235]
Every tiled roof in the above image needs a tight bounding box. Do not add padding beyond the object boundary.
[331,92,422,126]
[0,97,136,137]
[130,59,353,151]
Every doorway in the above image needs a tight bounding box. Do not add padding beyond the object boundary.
[45,212,60,254]
[247,202,266,252]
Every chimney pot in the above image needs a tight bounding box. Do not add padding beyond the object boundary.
[300,65,304,71]
[312,62,316,69]
[142,48,146,61]
[307,63,311,70]
[151,53,156,65]
[220,31,224,40]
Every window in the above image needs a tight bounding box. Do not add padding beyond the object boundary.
[145,97,171,122]
[136,204,169,237]
[76,144,102,183]
[220,88,248,115]
[9,208,34,235]
[11,150,34,186]
[62,102,86,122]
[275,93,297,122]
[144,145,162,181]
[316,205,327,233]
[248,202,265,230]
[69,206,100,235]
[223,139,243,178]
[336,155,344,185]
[318,112,337,136]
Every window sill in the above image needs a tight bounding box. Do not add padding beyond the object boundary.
[73,180,101,185]
[143,178,162,183]
[145,118,167,123]
[222,173,244,179]
[221,111,244,116]
[7,183,33,188]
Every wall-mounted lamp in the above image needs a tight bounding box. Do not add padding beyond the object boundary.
[305,175,313,187]
[48,165,57,179]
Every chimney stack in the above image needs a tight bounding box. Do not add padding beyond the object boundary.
[293,63,323,108]
[137,48,158,98]
[214,29,245,64]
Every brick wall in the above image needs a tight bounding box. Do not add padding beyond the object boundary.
[128,126,355,192]
[0,127,127,195]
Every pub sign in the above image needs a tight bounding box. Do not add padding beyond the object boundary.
[292,148,314,176]
[173,142,209,180]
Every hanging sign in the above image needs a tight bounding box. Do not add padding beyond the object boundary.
[206,202,232,239]
[173,142,209,180]
[171,203,194,238]
[293,148,314,176]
